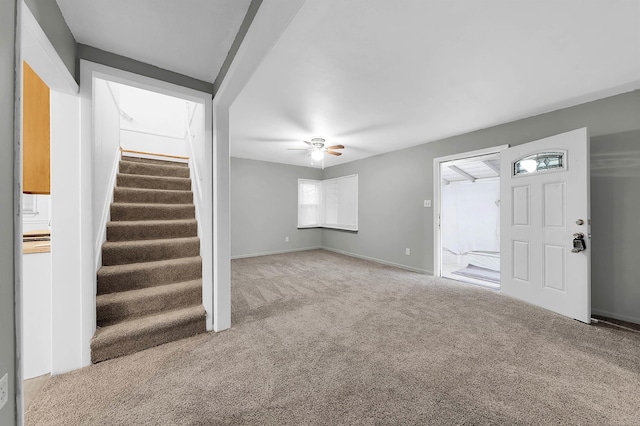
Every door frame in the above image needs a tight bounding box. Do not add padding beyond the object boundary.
[16,0,81,420]
[433,145,508,278]
[79,60,215,361]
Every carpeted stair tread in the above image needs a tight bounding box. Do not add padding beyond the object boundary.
[102,236,200,266]
[91,305,206,363]
[96,279,202,327]
[107,219,198,242]
[98,256,202,295]
[91,154,205,363]
[113,187,193,204]
[119,160,190,178]
[122,155,188,167]
[117,173,191,191]
[110,202,195,221]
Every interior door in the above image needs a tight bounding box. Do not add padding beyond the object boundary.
[500,128,590,323]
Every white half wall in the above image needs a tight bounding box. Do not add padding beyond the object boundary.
[119,131,187,158]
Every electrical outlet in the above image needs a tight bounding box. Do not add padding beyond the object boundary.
[424,200,431,208]
[285,236,289,243]
[405,248,410,255]
[0,373,8,410]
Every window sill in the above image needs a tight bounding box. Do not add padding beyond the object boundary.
[298,226,358,233]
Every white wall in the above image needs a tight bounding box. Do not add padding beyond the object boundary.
[22,194,51,233]
[117,83,188,158]
[22,252,51,379]
[441,180,500,255]
[93,78,121,250]
[50,89,84,374]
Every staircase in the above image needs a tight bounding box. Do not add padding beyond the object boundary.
[91,155,206,363]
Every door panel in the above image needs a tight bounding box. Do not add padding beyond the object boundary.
[501,128,590,323]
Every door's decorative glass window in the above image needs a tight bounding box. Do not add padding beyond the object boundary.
[513,152,565,176]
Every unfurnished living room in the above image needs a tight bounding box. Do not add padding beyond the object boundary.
[1,0,640,425]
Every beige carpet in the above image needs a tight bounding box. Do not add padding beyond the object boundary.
[92,155,206,363]
[26,250,640,425]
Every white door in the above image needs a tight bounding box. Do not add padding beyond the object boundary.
[500,128,590,323]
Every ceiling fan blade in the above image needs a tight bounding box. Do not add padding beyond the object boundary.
[326,145,344,150]
[303,140,313,146]
[326,150,342,156]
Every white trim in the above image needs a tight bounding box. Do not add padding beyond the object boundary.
[231,246,323,260]
[94,146,120,271]
[19,0,77,94]
[322,247,431,275]
[591,309,640,327]
[433,144,508,279]
[80,59,215,347]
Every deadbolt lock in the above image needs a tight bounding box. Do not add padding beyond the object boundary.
[572,232,587,253]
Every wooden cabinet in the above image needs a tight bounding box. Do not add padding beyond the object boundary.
[23,61,50,194]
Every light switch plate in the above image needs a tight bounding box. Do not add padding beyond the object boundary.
[0,373,8,410]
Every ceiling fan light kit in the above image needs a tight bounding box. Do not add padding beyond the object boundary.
[289,137,346,165]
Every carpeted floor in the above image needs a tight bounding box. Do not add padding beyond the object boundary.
[25,249,640,425]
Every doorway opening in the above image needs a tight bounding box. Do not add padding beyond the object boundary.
[434,146,507,289]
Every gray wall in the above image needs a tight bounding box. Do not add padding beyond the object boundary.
[323,90,640,323]
[591,129,640,322]
[231,157,322,258]
[78,44,214,94]
[1,0,17,423]
[24,0,76,80]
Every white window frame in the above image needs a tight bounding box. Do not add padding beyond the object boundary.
[297,174,358,231]
[297,178,322,228]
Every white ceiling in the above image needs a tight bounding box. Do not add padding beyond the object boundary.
[56,0,251,83]
[230,0,640,169]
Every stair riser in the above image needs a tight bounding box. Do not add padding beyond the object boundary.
[119,161,190,178]
[113,188,192,204]
[91,316,205,363]
[98,259,202,294]
[110,205,195,221]
[102,239,200,266]
[122,156,188,168]
[97,287,202,327]
[107,221,198,242]
[117,174,191,191]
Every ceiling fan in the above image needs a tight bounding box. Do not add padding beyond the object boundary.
[288,138,345,161]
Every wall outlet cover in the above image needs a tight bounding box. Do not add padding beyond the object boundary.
[424,200,431,208]
[285,236,289,242]
[405,248,411,255]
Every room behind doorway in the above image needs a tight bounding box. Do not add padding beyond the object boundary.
[436,150,503,289]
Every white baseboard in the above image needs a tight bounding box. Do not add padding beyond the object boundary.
[231,246,322,260]
[320,247,431,274]
[591,308,640,325]
[232,246,432,275]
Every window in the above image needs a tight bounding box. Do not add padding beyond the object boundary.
[513,151,565,176]
[298,179,321,227]
[298,175,358,231]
